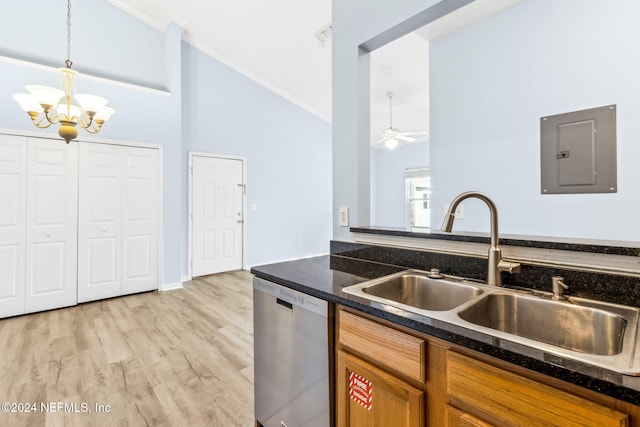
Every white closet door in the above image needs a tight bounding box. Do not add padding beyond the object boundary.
[25,138,78,313]
[192,156,244,277]
[122,146,159,295]
[0,135,27,317]
[78,143,122,303]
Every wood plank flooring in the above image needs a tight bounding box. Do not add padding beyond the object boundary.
[0,271,255,427]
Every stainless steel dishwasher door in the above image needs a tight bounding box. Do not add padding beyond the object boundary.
[253,277,330,427]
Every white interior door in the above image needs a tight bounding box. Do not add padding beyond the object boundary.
[25,138,78,313]
[0,135,27,317]
[122,146,159,294]
[192,155,244,277]
[78,143,122,302]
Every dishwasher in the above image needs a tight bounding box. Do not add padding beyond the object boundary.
[253,277,333,427]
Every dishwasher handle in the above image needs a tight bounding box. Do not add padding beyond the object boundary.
[276,298,293,311]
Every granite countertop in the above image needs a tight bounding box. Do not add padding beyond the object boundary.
[251,254,640,406]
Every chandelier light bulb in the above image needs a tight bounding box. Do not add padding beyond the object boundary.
[13,94,44,114]
[74,94,108,115]
[94,106,116,122]
[26,85,65,109]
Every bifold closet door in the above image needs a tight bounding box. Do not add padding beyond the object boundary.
[78,143,159,302]
[25,138,78,313]
[78,143,122,302]
[121,146,159,295]
[0,135,27,317]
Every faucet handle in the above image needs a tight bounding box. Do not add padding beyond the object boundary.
[551,276,569,300]
[498,260,521,274]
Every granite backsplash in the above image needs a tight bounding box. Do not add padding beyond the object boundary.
[330,240,640,307]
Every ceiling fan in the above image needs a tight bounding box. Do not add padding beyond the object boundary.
[376,92,427,149]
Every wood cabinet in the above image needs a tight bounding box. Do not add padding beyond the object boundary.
[336,349,424,427]
[446,351,628,427]
[336,307,428,427]
[338,309,426,382]
[444,405,492,427]
[336,305,640,427]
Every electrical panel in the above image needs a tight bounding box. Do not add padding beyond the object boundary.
[540,105,616,194]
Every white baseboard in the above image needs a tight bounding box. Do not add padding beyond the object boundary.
[159,282,183,292]
[181,275,192,283]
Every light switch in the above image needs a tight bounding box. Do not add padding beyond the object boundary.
[338,207,349,227]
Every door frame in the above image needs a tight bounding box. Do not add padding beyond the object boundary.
[188,151,247,280]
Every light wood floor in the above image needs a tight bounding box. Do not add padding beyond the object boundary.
[0,271,255,427]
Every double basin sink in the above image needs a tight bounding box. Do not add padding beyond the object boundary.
[342,270,640,375]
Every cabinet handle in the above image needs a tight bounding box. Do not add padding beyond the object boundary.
[237,220,244,224]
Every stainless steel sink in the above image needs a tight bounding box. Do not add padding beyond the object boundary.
[341,270,640,375]
[457,293,627,355]
[342,270,482,312]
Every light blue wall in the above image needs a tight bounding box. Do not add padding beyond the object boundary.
[0,0,166,89]
[332,0,465,241]
[3,0,332,284]
[181,43,332,268]
[430,0,640,241]
[371,141,429,227]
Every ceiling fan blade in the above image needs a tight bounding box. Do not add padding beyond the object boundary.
[396,135,416,142]
[399,130,428,137]
[372,139,390,149]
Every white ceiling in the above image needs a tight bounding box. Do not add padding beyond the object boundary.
[107,0,523,142]
[107,0,332,121]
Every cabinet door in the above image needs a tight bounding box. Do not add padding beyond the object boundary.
[78,143,122,302]
[445,405,493,427]
[337,350,424,427]
[25,138,78,313]
[0,135,27,317]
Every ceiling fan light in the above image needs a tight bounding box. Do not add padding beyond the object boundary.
[385,138,398,149]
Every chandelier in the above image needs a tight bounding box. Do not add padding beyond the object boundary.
[13,0,115,143]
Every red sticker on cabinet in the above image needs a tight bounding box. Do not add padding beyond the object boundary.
[349,371,373,410]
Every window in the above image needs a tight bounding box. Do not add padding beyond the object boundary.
[405,168,430,229]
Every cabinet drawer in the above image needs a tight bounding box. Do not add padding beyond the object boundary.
[446,351,628,427]
[338,309,425,382]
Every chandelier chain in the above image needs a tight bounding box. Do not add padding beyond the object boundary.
[66,0,73,68]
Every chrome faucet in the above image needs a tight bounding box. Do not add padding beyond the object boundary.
[441,191,520,286]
